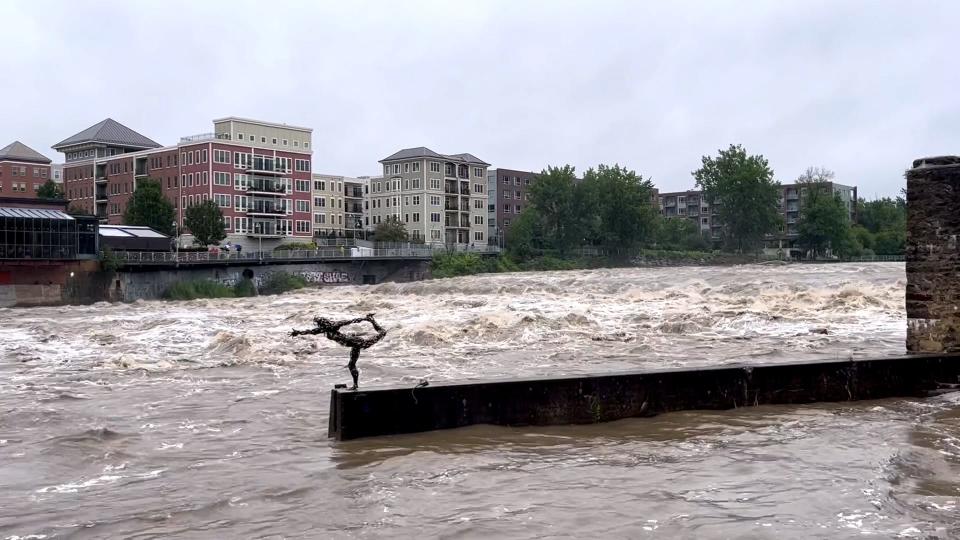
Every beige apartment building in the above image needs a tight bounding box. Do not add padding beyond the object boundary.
[374,147,489,245]
[311,173,345,237]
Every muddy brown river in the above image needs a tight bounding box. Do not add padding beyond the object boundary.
[1,263,958,538]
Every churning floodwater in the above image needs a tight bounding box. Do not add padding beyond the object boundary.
[2,263,958,538]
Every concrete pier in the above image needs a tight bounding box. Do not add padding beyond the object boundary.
[906,156,960,352]
[329,355,960,440]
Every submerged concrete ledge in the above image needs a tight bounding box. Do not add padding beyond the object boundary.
[328,355,960,441]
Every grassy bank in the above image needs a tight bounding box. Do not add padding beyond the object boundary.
[162,271,308,300]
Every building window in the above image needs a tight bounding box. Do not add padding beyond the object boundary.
[282,139,288,146]
[296,220,310,233]
[214,172,230,185]
[515,190,521,199]
[430,212,441,223]
[202,149,208,163]
[238,132,244,141]
[202,171,208,185]
[261,136,266,143]
[248,135,254,142]
[430,178,441,190]
[296,200,309,212]
[295,179,310,192]
[430,162,440,173]
[474,167,483,177]
[474,183,484,194]
[272,138,278,144]
[413,212,421,222]
[474,231,484,241]
[188,173,194,187]
[215,193,231,207]
[314,196,326,207]
[474,199,483,209]
[430,196,441,206]
[474,215,484,225]
[504,219,511,227]
[314,213,326,224]
[294,141,299,147]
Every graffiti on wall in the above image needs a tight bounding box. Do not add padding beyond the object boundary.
[216,269,352,288]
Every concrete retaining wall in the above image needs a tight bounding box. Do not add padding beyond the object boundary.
[116,259,430,302]
[329,355,960,441]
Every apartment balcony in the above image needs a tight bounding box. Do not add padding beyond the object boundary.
[95,175,107,184]
[248,158,287,176]
[247,221,283,238]
[444,181,459,194]
[247,177,287,196]
[247,203,287,216]
[664,199,677,207]
[445,202,459,211]
[785,191,799,201]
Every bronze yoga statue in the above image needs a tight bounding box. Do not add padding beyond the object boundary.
[291,313,387,390]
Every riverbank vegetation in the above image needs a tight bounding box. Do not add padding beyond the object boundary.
[162,271,308,300]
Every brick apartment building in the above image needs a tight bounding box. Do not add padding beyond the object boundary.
[0,141,53,199]
[374,147,488,245]
[486,168,535,246]
[54,117,314,248]
[658,181,857,256]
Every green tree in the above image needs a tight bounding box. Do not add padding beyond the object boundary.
[527,165,582,254]
[797,183,854,258]
[857,197,906,234]
[184,200,227,246]
[580,164,658,250]
[693,144,781,252]
[506,207,543,259]
[373,215,409,243]
[657,217,707,250]
[123,178,175,236]
[36,179,63,199]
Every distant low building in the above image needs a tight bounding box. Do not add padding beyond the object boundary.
[487,168,536,247]
[0,141,54,199]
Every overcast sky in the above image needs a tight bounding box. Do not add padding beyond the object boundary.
[5,1,959,197]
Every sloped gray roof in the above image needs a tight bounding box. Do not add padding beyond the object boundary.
[380,146,489,166]
[52,118,161,151]
[0,141,52,164]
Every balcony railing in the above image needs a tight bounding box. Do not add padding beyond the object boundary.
[106,244,503,265]
[248,203,287,216]
[247,178,287,194]
[248,158,290,175]
[179,132,231,143]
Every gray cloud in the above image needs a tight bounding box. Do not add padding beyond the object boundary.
[5,0,959,197]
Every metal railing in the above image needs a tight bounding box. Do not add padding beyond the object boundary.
[109,243,502,265]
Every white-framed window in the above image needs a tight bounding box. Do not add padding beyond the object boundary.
[474,215,484,225]
[404,163,410,173]
[188,173,194,187]
[223,215,231,231]
[413,195,421,205]
[214,149,231,164]
[202,171,208,185]
[202,149,208,163]
[214,193,230,207]
[294,141,299,147]
[295,179,310,192]
[392,164,400,174]
[296,200,309,212]
[234,195,249,211]
[474,231,484,241]
[474,167,483,177]
[214,172,230,185]
[314,180,326,191]
[234,174,248,190]
[295,159,310,172]
[261,136,266,143]
[182,152,187,165]
[430,196,441,206]
[314,196,326,208]
[314,213,326,224]
[304,142,309,149]
[234,152,251,169]
[430,178,441,190]
[413,162,420,172]
[272,138,278,144]
[428,162,440,173]
[413,212,421,222]
[515,205,522,214]
[474,183,484,193]
[282,139,288,146]
[237,132,244,141]
[430,229,441,240]
[234,217,249,233]
[280,219,292,235]
[515,190,521,199]
[296,220,310,233]
[474,199,483,209]
[504,219,511,227]
[430,212,441,223]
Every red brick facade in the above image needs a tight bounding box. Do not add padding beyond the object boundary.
[0,161,52,199]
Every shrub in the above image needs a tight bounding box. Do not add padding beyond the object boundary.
[259,271,308,295]
[164,279,235,300]
[274,242,318,251]
[233,279,258,297]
